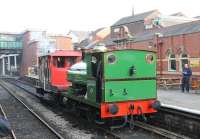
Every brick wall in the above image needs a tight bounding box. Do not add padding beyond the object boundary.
[54,36,73,50]
[20,31,39,76]
[132,32,200,79]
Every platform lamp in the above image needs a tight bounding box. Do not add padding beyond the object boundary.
[155,32,163,77]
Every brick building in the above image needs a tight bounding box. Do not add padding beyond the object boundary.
[48,35,72,50]
[20,30,72,76]
[88,10,199,81]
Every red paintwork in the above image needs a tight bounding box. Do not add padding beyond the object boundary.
[51,66,71,91]
[50,50,82,57]
[39,50,82,91]
[100,99,157,118]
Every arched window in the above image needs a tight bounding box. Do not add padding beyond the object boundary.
[168,54,176,71]
[180,53,188,71]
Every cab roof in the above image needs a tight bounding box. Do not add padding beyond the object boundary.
[41,50,82,57]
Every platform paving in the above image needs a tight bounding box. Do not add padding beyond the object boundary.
[158,89,200,112]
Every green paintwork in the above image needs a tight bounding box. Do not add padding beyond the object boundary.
[104,50,156,79]
[85,54,93,76]
[68,72,87,85]
[66,87,74,95]
[103,50,156,102]
[63,49,157,106]
[62,92,99,108]
[104,80,156,102]
[86,80,96,102]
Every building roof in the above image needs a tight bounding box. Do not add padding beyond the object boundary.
[112,10,159,26]
[68,30,91,43]
[134,20,200,42]
[194,16,200,19]
[158,15,197,27]
[170,12,187,17]
[79,27,111,49]
[100,20,200,47]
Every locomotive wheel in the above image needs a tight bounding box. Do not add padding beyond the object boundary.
[86,110,96,123]
[58,96,68,106]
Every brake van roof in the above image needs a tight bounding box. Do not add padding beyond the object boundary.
[41,50,82,57]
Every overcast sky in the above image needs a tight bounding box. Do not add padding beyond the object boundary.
[0,0,199,34]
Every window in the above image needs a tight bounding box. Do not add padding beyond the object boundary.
[145,24,153,29]
[180,54,188,71]
[114,28,120,33]
[53,57,65,68]
[148,42,154,48]
[168,54,176,71]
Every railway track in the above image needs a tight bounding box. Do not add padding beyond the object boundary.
[5,79,193,139]
[98,120,190,139]
[0,80,64,139]
[134,121,190,139]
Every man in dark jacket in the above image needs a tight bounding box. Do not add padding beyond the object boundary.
[181,64,192,92]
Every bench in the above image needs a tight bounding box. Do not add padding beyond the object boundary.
[158,78,181,89]
[191,79,200,93]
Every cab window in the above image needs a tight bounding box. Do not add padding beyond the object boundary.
[53,56,65,68]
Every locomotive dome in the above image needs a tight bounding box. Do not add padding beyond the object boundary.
[68,61,87,74]
[93,44,107,52]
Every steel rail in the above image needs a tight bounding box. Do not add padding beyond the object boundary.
[0,80,64,139]
[0,104,17,139]
[134,121,190,139]
[96,126,122,139]
[16,79,35,87]
[6,79,42,98]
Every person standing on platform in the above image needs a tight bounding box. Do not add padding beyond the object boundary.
[181,64,192,92]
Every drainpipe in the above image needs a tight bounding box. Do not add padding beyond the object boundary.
[155,33,163,77]
[159,37,163,75]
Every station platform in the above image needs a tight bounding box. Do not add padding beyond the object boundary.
[24,75,39,80]
[0,75,19,79]
[158,89,200,114]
